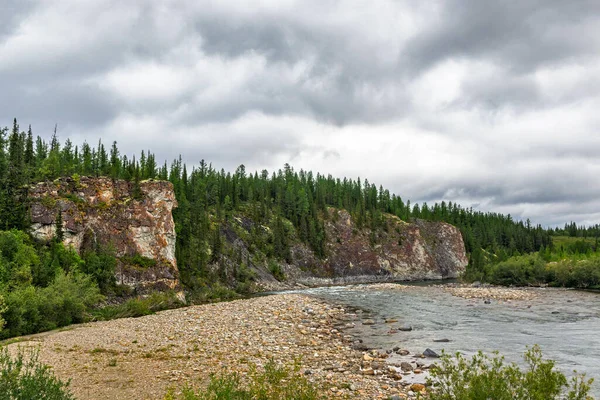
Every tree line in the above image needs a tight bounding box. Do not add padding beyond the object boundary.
[1,119,557,286]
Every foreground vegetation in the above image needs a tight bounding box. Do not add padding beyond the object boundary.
[0,347,74,400]
[0,336,596,400]
[162,347,596,400]
[164,360,322,400]
[426,345,594,400]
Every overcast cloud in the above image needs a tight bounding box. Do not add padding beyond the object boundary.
[1,0,599,227]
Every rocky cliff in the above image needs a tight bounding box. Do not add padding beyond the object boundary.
[287,210,467,286]
[219,208,468,290]
[29,177,179,292]
[28,177,467,294]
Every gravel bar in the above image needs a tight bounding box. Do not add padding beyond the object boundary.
[7,294,414,399]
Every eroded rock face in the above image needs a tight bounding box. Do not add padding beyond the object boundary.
[29,177,179,292]
[288,209,468,284]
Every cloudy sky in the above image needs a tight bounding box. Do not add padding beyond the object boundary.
[2,1,600,227]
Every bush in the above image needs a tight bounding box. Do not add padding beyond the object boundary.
[0,347,74,400]
[92,291,184,321]
[81,249,117,294]
[488,254,547,286]
[0,295,6,331]
[426,345,594,400]
[164,359,321,400]
[39,271,103,328]
[0,230,40,287]
[268,260,284,281]
[1,271,103,339]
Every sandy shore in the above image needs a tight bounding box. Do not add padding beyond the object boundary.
[7,294,417,399]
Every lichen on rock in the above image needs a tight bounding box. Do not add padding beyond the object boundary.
[29,176,179,292]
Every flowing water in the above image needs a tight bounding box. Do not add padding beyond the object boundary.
[293,283,600,395]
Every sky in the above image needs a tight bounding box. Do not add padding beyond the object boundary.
[1,0,600,227]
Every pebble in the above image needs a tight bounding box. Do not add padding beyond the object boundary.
[11,293,414,400]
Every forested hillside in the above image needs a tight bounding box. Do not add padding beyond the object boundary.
[0,119,550,256]
[0,118,563,337]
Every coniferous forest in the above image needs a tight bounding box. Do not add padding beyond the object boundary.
[0,118,598,338]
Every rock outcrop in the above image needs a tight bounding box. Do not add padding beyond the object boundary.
[222,208,468,290]
[29,177,179,292]
[28,177,467,293]
[288,210,468,285]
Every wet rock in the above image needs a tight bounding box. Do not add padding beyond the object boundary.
[353,343,370,351]
[398,325,413,331]
[433,338,450,342]
[400,362,413,372]
[423,348,440,358]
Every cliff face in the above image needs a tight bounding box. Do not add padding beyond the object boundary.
[219,208,468,290]
[28,177,467,293]
[29,177,179,292]
[284,210,468,286]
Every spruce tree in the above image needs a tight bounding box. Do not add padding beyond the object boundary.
[55,209,64,243]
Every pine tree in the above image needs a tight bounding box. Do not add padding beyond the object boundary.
[55,209,64,243]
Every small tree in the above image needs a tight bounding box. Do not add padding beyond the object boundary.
[54,210,64,243]
[0,347,74,399]
[426,345,594,400]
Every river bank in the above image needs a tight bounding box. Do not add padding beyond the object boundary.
[298,282,600,397]
[6,294,421,399]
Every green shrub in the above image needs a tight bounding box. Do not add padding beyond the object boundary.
[0,230,40,287]
[93,291,183,321]
[268,260,284,281]
[1,271,103,339]
[39,271,103,329]
[0,294,6,331]
[184,283,240,304]
[121,254,157,269]
[426,345,594,400]
[488,254,547,286]
[165,359,321,400]
[0,346,74,400]
[81,249,117,294]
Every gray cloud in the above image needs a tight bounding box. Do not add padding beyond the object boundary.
[404,0,600,73]
[1,1,599,226]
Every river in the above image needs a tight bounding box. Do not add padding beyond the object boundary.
[293,283,600,396]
